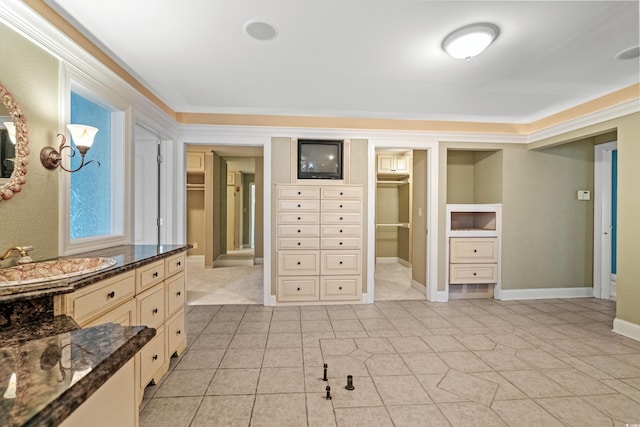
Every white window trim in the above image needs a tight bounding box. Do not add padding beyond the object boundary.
[60,67,133,255]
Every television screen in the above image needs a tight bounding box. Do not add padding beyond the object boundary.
[297,140,343,180]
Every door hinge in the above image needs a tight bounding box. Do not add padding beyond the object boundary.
[157,217,163,226]
[157,154,163,164]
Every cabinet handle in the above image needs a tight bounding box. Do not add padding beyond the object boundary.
[297,229,301,233]
[339,286,343,290]
[339,261,343,265]
[297,191,301,195]
[153,308,159,314]
[340,204,343,208]
[153,272,159,278]
[107,291,115,299]
[473,249,477,253]
[297,217,301,220]
[473,272,477,276]
[339,242,343,245]
[177,291,181,296]
[152,354,158,361]
[297,204,301,208]
[340,217,343,220]
[340,192,343,195]
[297,262,301,265]
[339,229,343,233]
[177,330,182,335]
[297,242,301,246]
[177,261,182,266]
[297,287,301,291]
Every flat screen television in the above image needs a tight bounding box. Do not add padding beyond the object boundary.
[297,139,343,180]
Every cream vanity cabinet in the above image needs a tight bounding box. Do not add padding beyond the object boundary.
[54,250,187,405]
[276,185,363,303]
[446,204,501,299]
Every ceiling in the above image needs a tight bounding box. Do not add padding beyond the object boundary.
[44,1,639,124]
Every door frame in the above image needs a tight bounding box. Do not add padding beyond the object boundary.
[367,138,439,302]
[593,141,617,299]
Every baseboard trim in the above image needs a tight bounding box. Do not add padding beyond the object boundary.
[610,281,617,300]
[496,287,594,301]
[411,280,426,294]
[255,257,264,265]
[429,290,449,303]
[187,255,204,263]
[613,318,640,342]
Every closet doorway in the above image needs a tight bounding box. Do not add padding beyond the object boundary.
[374,149,428,300]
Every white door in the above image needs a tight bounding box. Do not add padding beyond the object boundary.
[594,141,617,299]
[134,125,160,245]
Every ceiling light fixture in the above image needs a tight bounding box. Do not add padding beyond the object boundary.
[244,21,278,41]
[615,45,640,60]
[442,23,499,62]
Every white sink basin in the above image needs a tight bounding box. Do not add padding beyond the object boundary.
[0,257,116,286]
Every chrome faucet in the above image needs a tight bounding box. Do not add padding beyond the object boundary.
[1,246,34,264]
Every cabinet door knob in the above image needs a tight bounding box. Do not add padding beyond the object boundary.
[152,354,158,361]
[339,229,343,233]
[473,272,477,276]
[340,192,343,195]
[340,217,343,220]
[297,261,301,265]
[297,204,301,208]
[339,261,343,265]
[297,287,301,291]
[339,204,343,208]
[177,261,182,266]
[297,242,301,246]
[339,242,343,245]
[177,330,181,335]
[297,191,301,195]
[473,249,477,253]
[153,272,159,278]
[298,217,301,220]
[177,291,181,296]
[339,286,343,290]
[297,229,301,233]
[107,291,115,299]
[153,308,159,314]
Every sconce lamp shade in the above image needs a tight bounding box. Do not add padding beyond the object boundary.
[3,122,16,144]
[442,23,499,61]
[66,124,98,149]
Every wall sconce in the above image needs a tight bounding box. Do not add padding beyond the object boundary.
[40,124,100,173]
[2,122,16,144]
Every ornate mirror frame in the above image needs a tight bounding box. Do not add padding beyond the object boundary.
[0,83,29,201]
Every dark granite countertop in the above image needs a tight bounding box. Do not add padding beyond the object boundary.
[0,320,155,427]
[0,244,190,302]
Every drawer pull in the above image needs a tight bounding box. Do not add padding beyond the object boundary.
[473,272,477,276]
[176,291,182,296]
[297,242,301,246]
[340,217,343,220]
[339,242,343,245]
[339,286,343,290]
[339,261,343,265]
[339,229,343,233]
[177,261,182,266]
[473,249,477,253]
[107,291,115,299]
[340,192,343,195]
[177,330,182,335]
[297,262,301,265]
[297,204,301,208]
[297,229,301,233]
[297,191,301,195]
[153,272,159,278]
[340,204,343,208]
[152,354,158,361]
[297,217,301,220]
[297,287,301,291]
[153,308,159,314]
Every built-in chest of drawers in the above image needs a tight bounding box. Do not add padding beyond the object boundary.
[54,250,187,404]
[277,185,363,303]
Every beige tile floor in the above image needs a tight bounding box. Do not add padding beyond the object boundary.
[139,297,640,426]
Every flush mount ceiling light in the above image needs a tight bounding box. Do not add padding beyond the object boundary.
[615,45,640,60]
[442,23,500,61]
[244,20,278,41]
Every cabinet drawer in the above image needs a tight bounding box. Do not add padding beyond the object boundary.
[450,238,498,263]
[321,212,361,225]
[321,200,361,213]
[166,272,185,317]
[71,272,135,325]
[278,251,320,275]
[165,252,186,277]
[83,299,137,328]
[166,310,186,357]
[449,264,498,284]
[278,212,320,224]
[278,186,320,199]
[278,224,319,237]
[321,186,362,200]
[278,199,320,212]
[320,277,361,301]
[136,260,165,292]
[321,251,361,275]
[137,284,165,329]
[277,276,319,302]
[321,225,361,237]
[278,238,320,250]
[140,325,165,388]
[321,237,361,250]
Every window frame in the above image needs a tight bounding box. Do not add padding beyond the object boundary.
[60,75,133,255]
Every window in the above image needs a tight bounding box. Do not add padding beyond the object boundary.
[64,87,127,253]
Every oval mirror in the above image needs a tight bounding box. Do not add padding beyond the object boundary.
[0,83,29,201]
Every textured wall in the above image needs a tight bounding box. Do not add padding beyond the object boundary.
[0,23,59,260]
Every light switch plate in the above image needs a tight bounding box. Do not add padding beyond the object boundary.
[577,190,591,201]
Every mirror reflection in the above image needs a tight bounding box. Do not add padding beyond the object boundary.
[0,83,29,201]
[1,112,15,179]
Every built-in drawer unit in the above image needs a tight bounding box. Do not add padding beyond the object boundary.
[84,299,137,328]
[449,237,497,264]
[277,276,320,302]
[66,271,136,327]
[139,325,166,389]
[136,259,165,292]
[165,272,185,317]
[320,251,361,275]
[278,251,320,275]
[165,252,186,277]
[137,283,166,329]
[449,264,498,284]
[320,277,361,301]
[276,184,363,303]
[166,310,186,358]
